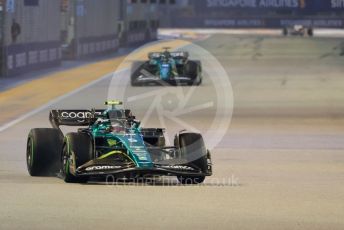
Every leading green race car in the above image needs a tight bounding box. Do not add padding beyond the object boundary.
[26,100,212,184]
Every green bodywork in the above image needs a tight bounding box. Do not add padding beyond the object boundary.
[90,109,154,169]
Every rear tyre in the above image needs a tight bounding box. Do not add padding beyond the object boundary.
[26,128,63,176]
[175,132,208,184]
[62,132,93,183]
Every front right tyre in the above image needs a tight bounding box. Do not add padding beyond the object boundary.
[184,61,202,86]
[174,132,209,184]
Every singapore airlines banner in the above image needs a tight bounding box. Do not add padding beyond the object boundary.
[167,0,344,28]
[194,0,344,10]
[205,0,303,9]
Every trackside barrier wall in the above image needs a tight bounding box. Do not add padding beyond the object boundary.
[62,0,120,59]
[123,1,159,46]
[2,0,61,76]
[75,0,120,58]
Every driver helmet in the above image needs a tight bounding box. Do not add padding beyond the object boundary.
[111,121,125,133]
[163,51,171,61]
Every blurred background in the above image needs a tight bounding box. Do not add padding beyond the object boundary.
[0,0,343,77]
[0,1,344,229]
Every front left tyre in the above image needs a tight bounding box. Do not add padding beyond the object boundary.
[26,128,63,176]
[61,132,94,183]
[130,61,145,86]
[130,61,157,86]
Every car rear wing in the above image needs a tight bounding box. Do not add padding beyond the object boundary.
[49,110,105,128]
[148,51,189,60]
[49,109,134,129]
[148,52,161,59]
[170,52,189,59]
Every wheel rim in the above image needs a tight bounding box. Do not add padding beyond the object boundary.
[26,137,33,170]
[62,145,69,175]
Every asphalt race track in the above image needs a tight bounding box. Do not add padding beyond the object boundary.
[1,34,344,229]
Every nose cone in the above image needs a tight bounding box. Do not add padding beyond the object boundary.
[160,64,170,80]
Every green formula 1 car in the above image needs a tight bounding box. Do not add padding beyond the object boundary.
[26,100,212,184]
[131,47,202,86]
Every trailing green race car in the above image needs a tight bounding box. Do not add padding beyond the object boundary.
[26,100,212,184]
[131,47,202,86]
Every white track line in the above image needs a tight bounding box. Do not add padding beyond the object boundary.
[0,68,128,132]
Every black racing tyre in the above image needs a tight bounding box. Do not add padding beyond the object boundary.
[26,128,63,176]
[184,61,202,86]
[282,27,288,36]
[131,61,145,86]
[307,28,314,37]
[194,60,202,85]
[131,61,156,86]
[175,132,207,184]
[62,132,93,183]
